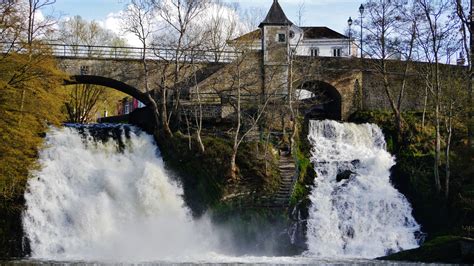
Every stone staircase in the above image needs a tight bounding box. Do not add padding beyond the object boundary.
[272,151,297,207]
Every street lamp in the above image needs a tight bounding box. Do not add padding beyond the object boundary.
[359,4,365,58]
[348,17,353,56]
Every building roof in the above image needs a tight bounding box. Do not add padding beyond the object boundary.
[232,27,348,42]
[232,29,262,42]
[259,0,293,28]
[301,27,348,39]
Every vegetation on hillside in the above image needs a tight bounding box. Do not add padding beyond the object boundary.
[158,132,280,216]
[0,46,66,205]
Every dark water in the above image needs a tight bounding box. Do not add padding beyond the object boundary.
[3,258,446,265]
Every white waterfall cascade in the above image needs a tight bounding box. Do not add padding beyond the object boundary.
[306,120,420,258]
[22,125,218,261]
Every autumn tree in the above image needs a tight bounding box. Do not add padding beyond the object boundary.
[0,1,65,201]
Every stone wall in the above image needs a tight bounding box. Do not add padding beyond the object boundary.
[57,54,467,122]
[57,57,222,96]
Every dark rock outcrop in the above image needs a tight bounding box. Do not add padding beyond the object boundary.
[378,236,474,264]
[336,170,354,182]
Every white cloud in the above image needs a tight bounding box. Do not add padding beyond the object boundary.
[102,11,144,47]
[97,1,251,48]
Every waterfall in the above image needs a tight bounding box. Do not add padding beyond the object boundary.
[22,125,217,261]
[306,120,420,258]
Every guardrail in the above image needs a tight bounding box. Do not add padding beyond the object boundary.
[1,42,241,63]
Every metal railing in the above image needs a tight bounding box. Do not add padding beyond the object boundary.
[1,42,242,63]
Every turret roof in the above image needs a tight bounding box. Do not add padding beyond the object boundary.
[259,0,293,28]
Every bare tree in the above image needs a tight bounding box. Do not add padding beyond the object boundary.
[416,0,460,194]
[65,84,105,123]
[201,1,241,62]
[454,0,473,148]
[57,16,124,122]
[122,0,162,135]
[362,0,418,139]
[189,58,205,152]
[228,58,276,180]
[438,65,467,198]
[153,0,209,125]
[25,0,57,45]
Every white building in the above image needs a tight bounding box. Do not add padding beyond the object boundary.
[233,0,356,58]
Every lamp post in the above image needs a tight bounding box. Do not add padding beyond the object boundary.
[359,4,365,58]
[348,17,353,56]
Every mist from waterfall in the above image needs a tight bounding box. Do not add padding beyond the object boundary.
[306,120,420,258]
[22,125,219,262]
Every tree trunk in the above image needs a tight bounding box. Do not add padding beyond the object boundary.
[160,81,172,137]
[444,101,454,199]
[382,63,404,141]
[422,80,429,132]
[434,62,442,193]
[142,45,161,136]
[230,146,238,180]
[18,89,26,126]
[230,66,242,180]
[193,62,205,153]
[470,0,474,148]
[196,130,205,153]
[288,42,301,153]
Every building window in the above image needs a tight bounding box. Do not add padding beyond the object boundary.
[333,48,342,57]
[311,48,319,57]
[278,33,286,43]
[289,30,295,39]
[80,65,89,75]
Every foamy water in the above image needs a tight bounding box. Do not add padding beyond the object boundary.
[306,120,420,258]
[23,125,218,261]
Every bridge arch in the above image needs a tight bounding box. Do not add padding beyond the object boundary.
[63,75,151,106]
[297,80,342,120]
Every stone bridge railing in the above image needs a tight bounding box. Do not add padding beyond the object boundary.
[1,42,241,63]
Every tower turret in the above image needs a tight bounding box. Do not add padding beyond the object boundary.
[260,0,293,65]
[260,0,293,95]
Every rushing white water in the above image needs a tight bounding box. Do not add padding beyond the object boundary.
[22,125,218,261]
[306,120,420,258]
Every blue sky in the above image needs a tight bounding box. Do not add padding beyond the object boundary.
[50,0,362,35]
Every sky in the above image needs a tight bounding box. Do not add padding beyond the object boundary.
[48,0,363,37]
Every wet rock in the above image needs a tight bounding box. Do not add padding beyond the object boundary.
[288,198,311,251]
[336,170,354,182]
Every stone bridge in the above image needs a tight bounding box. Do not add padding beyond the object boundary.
[51,43,465,121]
[55,43,235,104]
